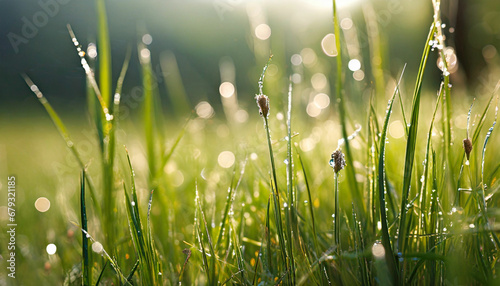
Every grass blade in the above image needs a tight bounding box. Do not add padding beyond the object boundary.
[95,0,112,107]
[21,74,100,213]
[256,57,289,279]
[285,80,296,284]
[397,23,437,258]
[124,148,161,285]
[377,65,407,285]
[125,260,140,283]
[332,0,365,217]
[80,170,91,286]
[94,261,108,286]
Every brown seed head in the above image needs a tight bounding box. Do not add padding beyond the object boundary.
[256,94,269,118]
[463,138,472,161]
[331,149,346,174]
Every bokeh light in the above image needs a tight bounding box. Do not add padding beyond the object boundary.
[313,93,330,109]
[301,48,318,66]
[195,101,215,119]
[35,197,50,212]
[46,244,57,255]
[219,82,235,98]
[92,241,103,253]
[311,73,328,90]
[255,23,271,40]
[372,242,385,258]
[218,151,235,168]
[389,120,405,139]
[87,43,97,59]
[321,33,338,57]
[142,34,153,45]
[348,59,361,71]
[291,54,302,66]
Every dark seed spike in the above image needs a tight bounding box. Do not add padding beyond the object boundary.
[463,138,472,161]
[331,149,346,174]
[256,94,270,119]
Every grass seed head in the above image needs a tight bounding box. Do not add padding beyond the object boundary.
[330,149,346,174]
[463,138,472,160]
[256,94,270,118]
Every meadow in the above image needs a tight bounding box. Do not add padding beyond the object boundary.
[2,0,500,285]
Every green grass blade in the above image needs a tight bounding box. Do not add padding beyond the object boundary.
[124,148,160,285]
[21,74,100,213]
[194,186,213,285]
[377,65,407,285]
[215,160,246,253]
[153,115,192,185]
[95,0,112,108]
[397,88,409,138]
[332,0,365,217]
[471,81,500,145]
[397,23,437,257]
[295,149,320,257]
[139,40,158,187]
[80,170,91,286]
[419,83,444,235]
[256,58,289,278]
[114,45,132,100]
[125,260,140,283]
[285,80,296,284]
[77,227,128,284]
[67,24,109,117]
[160,51,192,116]
[94,261,108,286]
[478,95,500,250]
[265,195,273,275]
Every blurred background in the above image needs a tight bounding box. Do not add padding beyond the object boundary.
[1,0,500,283]
[1,0,499,187]
[0,0,499,113]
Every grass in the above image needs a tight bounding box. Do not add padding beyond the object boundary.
[6,0,500,285]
